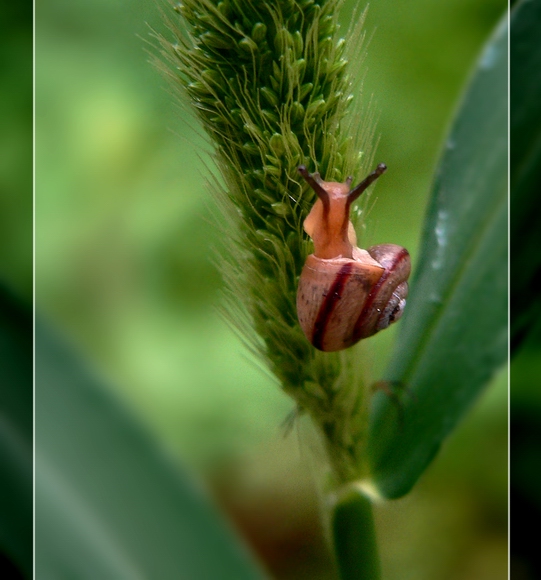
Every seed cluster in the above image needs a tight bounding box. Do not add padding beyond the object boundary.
[159,0,376,482]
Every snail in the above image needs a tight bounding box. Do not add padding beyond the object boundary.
[296,163,411,352]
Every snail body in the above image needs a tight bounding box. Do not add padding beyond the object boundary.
[297,164,411,352]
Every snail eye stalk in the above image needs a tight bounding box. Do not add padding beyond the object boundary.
[347,163,387,204]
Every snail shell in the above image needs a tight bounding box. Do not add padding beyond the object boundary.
[296,164,411,352]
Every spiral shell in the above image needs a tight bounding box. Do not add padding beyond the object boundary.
[296,164,411,352]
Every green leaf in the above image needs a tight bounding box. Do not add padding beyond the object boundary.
[36,321,265,579]
[0,286,32,578]
[368,13,508,499]
[510,0,541,352]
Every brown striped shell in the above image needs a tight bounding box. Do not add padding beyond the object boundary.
[296,164,411,352]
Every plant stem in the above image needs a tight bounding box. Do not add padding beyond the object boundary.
[332,486,381,580]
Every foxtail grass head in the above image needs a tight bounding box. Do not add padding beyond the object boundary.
[157,0,381,483]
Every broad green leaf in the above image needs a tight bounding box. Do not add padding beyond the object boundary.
[0,286,32,578]
[36,321,265,579]
[510,0,541,351]
[368,14,508,499]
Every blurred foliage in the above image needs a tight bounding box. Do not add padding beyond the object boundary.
[511,324,541,579]
[0,3,32,299]
[34,0,508,578]
[36,315,264,579]
[510,0,541,352]
[0,2,32,577]
[510,1,541,577]
[0,286,32,578]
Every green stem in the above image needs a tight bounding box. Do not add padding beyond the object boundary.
[331,487,381,580]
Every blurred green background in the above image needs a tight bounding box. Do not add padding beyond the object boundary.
[32,0,507,578]
[0,5,32,575]
[510,0,541,577]
[1,3,32,301]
